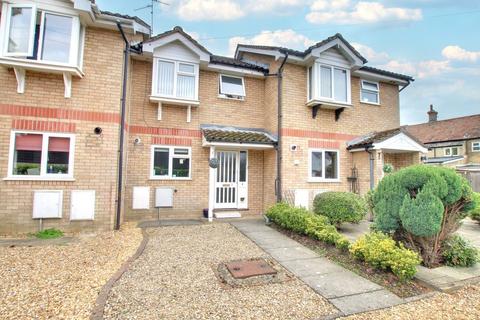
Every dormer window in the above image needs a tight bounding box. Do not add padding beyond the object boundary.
[1,3,82,66]
[307,62,351,106]
[153,58,199,101]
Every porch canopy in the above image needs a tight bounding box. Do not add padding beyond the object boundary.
[346,127,427,154]
[201,124,277,149]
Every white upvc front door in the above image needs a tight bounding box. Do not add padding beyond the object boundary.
[214,150,248,209]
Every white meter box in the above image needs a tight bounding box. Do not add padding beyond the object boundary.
[33,190,63,219]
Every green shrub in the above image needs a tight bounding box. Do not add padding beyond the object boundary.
[350,232,421,281]
[468,192,480,223]
[372,165,474,267]
[266,203,350,250]
[442,235,479,267]
[383,163,394,174]
[313,192,367,225]
[33,228,64,239]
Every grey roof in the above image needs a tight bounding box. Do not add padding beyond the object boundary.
[237,33,366,63]
[423,156,464,164]
[347,127,424,150]
[359,66,414,82]
[100,11,150,30]
[201,124,277,145]
[144,26,212,55]
[210,55,269,73]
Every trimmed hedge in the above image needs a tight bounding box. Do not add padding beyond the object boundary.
[313,191,367,225]
[442,235,479,267]
[350,232,421,281]
[266,203,350,250]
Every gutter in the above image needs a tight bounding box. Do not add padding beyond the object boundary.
[266,52,289,202]
[399,79,412,92]
[114,22,142,230]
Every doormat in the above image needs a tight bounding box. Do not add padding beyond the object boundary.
[216,258,292,288]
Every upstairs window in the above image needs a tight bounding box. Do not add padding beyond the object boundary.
[219,74,245,99]
[444,147,459,156]
[154,58,199,101]
[361,80,380,104]
[2,3,81,65]
[9,131,75,179]
[308,63,351,104]
[473,142,480,152]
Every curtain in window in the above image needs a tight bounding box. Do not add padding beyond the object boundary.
[177,74,195,99]
[333,68,347,102]
[157,61,174,96]
[320,66,332,98]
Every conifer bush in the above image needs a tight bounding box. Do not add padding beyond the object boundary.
[372,165,475,267]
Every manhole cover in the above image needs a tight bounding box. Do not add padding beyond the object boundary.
[225,259,277,279]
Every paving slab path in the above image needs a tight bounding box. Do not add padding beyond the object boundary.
[231,219,404,317]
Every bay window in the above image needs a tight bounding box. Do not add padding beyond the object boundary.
[151,146,191,179]
[153,58,199,101]
[8,131,75,179]
[307,62,351,105]
[1,3,81,66]
[309,149,340,181]
[361,80,380,105]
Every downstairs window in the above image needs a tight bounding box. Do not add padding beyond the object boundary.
[151,146,191,179]
[309,149,340,181]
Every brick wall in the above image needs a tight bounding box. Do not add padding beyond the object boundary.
[0,27,127,234]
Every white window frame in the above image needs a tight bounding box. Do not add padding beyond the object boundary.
[3,3,37,57]
[308,148,340,182]
[360,80,380,105]
[472,141,480,152]
[152,58,199,101]
[218,74,245,100]
[7,130,75,181]
[444,147,459,156]
[308,62,351,105]
[150,145,192,180]
[0,3,81,67]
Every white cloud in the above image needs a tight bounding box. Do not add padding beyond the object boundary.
[442,45,480,62]
[379,59,450,79]
[351,42,390,64]
[250,0,306,12]
[176,0,245,21]
[228,29,315,56]
[306,1,422,24]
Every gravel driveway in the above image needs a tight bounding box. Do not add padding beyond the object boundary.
[0,226,142,319]
[103,223,336,320]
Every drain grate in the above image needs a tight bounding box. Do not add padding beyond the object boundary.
[225,259,277,279]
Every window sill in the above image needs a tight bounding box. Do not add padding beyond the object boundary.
[0,57,84,77]
[150,95,200,106]
[3,176,75,182]
[149,177,192,181]
[306,99,352,110]
[360,101,380,106]
[308,178,341,183]
[218,94,245,101]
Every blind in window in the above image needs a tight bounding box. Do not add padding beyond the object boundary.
[320,66,332,98]
[157,60,175,96]
[177,74,195,99]
[333,68,347,102]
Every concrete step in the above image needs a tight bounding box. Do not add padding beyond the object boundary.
[214,211,242,219]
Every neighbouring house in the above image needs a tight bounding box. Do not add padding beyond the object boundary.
[0,0,425,234]
[404,105,480,167]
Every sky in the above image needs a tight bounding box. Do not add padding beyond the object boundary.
[96,0,480,125]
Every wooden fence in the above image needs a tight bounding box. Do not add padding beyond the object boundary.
[457,170,480,192]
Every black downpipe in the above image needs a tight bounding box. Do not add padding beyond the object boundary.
[115,22,130,230]
[275,53,289,202]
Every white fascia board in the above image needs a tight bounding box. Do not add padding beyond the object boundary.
[309,38,364,67]
[235,47,304,63]
[353,69,409,86]
[143,33,210,63]
[374,132,428,153]
[206,63,265,77]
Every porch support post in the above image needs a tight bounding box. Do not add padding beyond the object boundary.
[208,145,216,222]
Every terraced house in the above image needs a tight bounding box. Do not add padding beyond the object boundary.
[0,0,427,234]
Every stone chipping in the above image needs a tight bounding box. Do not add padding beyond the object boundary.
[103,224,336,320]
